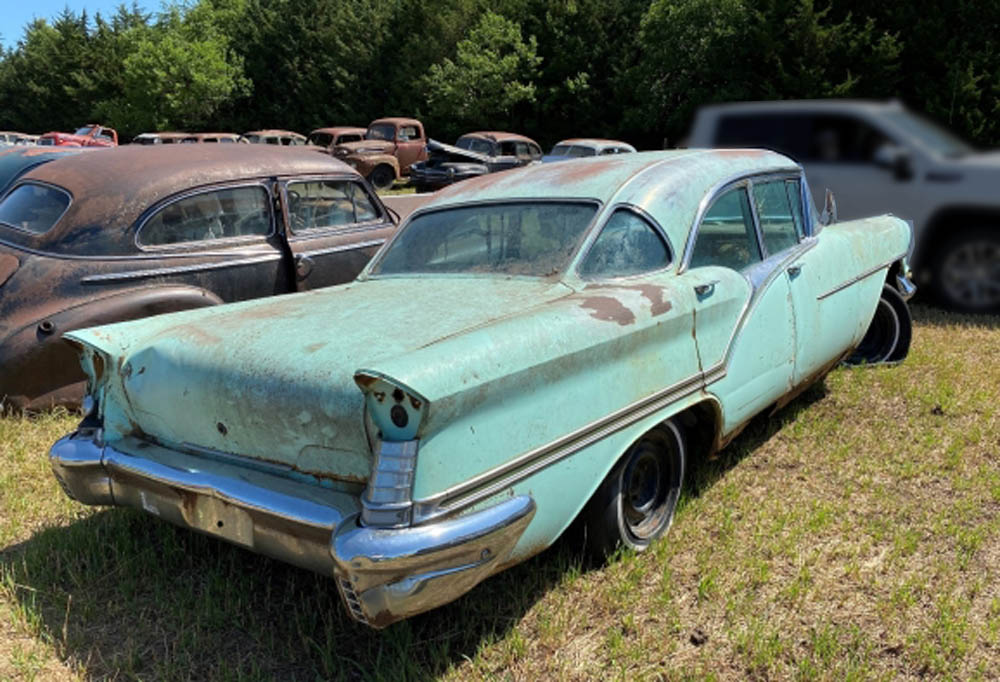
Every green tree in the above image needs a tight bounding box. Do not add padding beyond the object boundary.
[422,11,542,137]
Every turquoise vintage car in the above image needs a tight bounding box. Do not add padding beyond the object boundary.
[50,150,914,627]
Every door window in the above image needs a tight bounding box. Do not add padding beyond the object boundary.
[139,186,271,247]
[286,180,380,233]
[580,209,671,278]
[688,187,762,271]
[751,179,802,255]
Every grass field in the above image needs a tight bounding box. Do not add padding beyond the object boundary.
[1,305,998,680]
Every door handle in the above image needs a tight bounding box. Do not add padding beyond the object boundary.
[295,254,313,280]
[694,280,719,298]
[787,263,804,278]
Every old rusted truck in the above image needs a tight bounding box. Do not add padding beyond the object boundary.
[38,124,118,147]
[332,118,427,190]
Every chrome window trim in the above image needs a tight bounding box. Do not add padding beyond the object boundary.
[362,198,603,279]
[282,176,388,238]
[0,180,74,235]
[748,175,808,258]
[286,238,387,260]
[574,202,675,281]
[679,166,802,274]
[134,181,275,251]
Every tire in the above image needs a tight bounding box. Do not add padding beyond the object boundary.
[582,421,685,557]
[368,165,395,191]
[845,284,912,365]
[931,227,1000,314]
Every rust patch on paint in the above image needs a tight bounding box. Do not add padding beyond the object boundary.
[713,148,769,158]
[580,296,635,326]
[584,283,672,316]
[304,342,326,353]
[159,323,222,345]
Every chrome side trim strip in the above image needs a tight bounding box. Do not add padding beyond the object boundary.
[292,238,385,259]
[816,252,905,300]
[412,371,709,524]
[80,252,283,283]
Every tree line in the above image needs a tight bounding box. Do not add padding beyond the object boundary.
[0,0,997,150]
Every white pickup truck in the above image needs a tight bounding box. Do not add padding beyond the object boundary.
[686,100,1000,313]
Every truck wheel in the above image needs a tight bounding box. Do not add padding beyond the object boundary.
[845,284,912,365]
[368,165,395,191]
[931,227,1000,314]
[582,421,685,558]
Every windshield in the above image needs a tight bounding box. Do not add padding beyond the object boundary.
[456,136,495,155]
[309,133,333,147]
[74,126,96,136]
[551,144,596,158]
[366,124,395,141]
[372,202,597,277]
[883,110,974,158]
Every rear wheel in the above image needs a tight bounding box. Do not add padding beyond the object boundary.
[845,284,911,365]
[583,421,685,557]
[368,165,395,191]
[931,227,1000,314]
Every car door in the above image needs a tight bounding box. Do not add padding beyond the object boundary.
[576,206,702,397]
[683,180,798,433]
[132,182,293,301]
[280,176,395,290]
[395,124,426,171]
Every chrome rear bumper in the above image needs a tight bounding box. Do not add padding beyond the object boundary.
[50,432,535,627]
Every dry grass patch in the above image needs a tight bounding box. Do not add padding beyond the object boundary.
[1,305,998,680]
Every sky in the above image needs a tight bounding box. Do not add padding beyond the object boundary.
[2,1,155,50]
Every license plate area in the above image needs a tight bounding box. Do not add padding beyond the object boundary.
[188,494,254,548]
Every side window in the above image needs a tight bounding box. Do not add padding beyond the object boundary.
[286,180,380,233]
[580,209,671,278]
[529,143,542,159]
[515,142,532,160]
[784,179,805,237]
[689,186,762,271]
[751,179,801,255]
[399,126,418,141]
[807,115,890,163]
[139,186,271,247]
[500,141,517,156]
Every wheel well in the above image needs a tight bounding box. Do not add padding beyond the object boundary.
[917,206,1000,271]
[672,399,722,459]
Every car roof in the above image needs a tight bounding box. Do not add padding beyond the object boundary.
[0,146,86,192]
[19,145,357,237]
[461,131,538,145]
[553,138,637,151]
[243,129,306,138]
[370,118,422,127]
[421,149,799,257]
[311,127,367,136]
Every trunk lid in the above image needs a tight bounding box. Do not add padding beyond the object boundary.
[69,278,574,482]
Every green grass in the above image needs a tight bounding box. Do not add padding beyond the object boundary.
[1,305,998,680]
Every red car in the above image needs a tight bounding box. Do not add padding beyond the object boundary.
[38,124,118,148]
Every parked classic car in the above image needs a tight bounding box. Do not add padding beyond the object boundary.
[542,138,637,162]
[410,131,543,192]
[132,132,242,144]
[38,124,118,147]
[0,145,398,409]
[307,127,367,149]
[50,149,914,627]
[0,131,36,147]
[332,117,427,190]
[240,130,307,146]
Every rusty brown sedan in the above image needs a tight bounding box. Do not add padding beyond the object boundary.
[0,144,398,409]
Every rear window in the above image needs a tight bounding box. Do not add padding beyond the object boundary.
[0,183,71,234]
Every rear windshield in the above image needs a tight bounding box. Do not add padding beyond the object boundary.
[551,144,596,158]
[457,137,495,155]
[0,182,71,234]
[372,202,597,277]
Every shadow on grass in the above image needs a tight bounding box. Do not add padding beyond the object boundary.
[910,302,1000,329]
[1,384,831,681]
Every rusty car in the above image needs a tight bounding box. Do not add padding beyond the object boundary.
[541,138,637,162]
[307,127,367,150]
[50,149,914,627]
[240,130,308,146]
[38,124,118,147]
[0,144,399,410]
[332,117,427,190]
[132,132,242,144]
[410,131,543,192]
